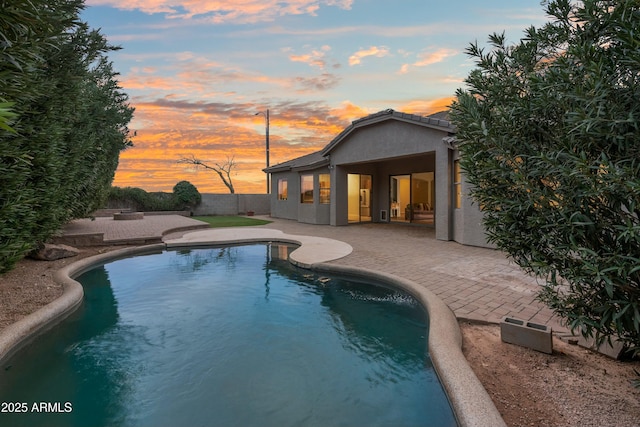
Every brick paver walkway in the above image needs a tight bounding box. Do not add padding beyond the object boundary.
[60,215,209,244]
[62,215,569,334]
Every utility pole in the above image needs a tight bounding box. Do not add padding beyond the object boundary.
[255,109,270,193]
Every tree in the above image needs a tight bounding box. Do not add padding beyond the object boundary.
[173,180,202,209]
[0,0,134,272]
[450,0,640,354]
[178,155,237,193]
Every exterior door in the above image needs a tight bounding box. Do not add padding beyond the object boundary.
[390,175,410,222]
[390,172,435,224]
[348,174,372,223]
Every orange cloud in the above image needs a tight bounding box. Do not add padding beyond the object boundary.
[398,48,458,74]
[348,46,390,66]
[414,48,458,66]
[87,0,354,23]
[287,45,331,69]
[111,98,363,193]
[398,96,455,116]
[120,53,340,100]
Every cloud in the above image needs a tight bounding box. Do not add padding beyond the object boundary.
[348,46,390,66]
[120,49,341,105]
[119,54,279,99]
[414,48,458,66]
[293,73,341,92]
[287,45,331,69]
[289,53,326,69]
[397,96,455,116]
[238,22,459,39]
[398,48,458,74]
[87,0,353,24]
[106,32,167,43]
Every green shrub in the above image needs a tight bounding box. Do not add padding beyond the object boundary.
[173,181,201,208]
[106,184,201,212]
[0,1,134,273]
[451,0,640,354]
[106,187,173,211]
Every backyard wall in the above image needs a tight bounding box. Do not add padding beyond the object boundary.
[192,194,270,216]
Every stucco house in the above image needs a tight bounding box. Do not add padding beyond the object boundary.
[264,109,490,248]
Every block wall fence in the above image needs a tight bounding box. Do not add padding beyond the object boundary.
[98,194,270,217]
[192,194,270,216]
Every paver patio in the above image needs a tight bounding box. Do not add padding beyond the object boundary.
[62,214,569,334]
[257,218,567,333]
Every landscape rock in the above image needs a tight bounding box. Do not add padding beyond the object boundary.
[29,243,80,261]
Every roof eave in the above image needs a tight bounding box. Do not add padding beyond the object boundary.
[263,165,291,173]
[263,156,329,174]
[292,158,330,172]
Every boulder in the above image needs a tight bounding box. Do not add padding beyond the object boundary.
[29,243,80,261]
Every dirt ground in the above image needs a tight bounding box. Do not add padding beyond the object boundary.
[1,246,639,427]
[461,322,640,427]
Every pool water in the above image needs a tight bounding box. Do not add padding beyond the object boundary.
[0,244,457,427]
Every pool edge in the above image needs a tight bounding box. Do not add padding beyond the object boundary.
[0,244,165,366]
[310,263,507,427]
[0,240,506,427]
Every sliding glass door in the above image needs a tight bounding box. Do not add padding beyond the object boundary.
[390,175,410,222]
[390,172,434,224]
[348,174,372,223]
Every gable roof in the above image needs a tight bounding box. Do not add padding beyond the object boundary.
[264,109,455,173]
[321,109,455,156]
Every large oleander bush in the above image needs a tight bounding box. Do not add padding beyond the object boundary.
[0,0,134,272]
[451,0,640,354]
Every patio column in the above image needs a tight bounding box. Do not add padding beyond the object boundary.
[435,146,452,241]
[330,165,348,226]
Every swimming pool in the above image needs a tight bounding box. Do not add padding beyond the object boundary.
[0,243,456,427]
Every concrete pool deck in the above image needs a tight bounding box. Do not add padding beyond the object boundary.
[2,214,570,427]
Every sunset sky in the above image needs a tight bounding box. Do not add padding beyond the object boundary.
[82,0,550,194]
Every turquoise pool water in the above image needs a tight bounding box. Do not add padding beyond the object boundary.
[0,244,456,427]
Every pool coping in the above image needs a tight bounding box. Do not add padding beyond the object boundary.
[0,230,506,427]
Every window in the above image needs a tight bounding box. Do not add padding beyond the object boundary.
[319,174,330,204]
[453,160,462,209]
[277,179,288,201]
[300,175,314,203]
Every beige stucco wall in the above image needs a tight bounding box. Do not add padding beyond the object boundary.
[453,175,493,248]
[327,120,445,164]
[270,168,331,225]
[269,171,299,220]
